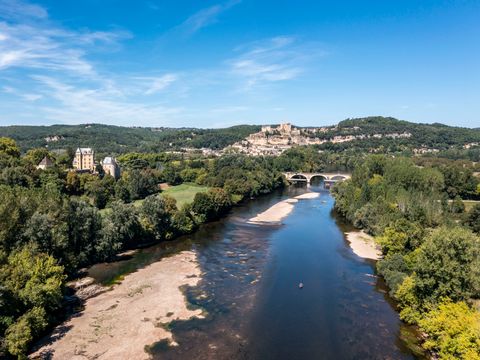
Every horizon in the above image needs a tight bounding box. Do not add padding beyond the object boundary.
[0,0,479,128]
[0,116,479,130]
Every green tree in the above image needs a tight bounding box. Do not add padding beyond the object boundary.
[97,202,143,259]
[412,227,480,305]
[140,195,173,241]
[23,148,52,166]
[464,204,480,234]
[419,300,480,360]
[450,196,466,214]
[0,138,20,158]
[5,307,47,359]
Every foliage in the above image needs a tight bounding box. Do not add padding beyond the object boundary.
[0,124,260,155]
[333,154,480,357]
[411,227,480,305]
[419,300,480,360]
[0,247,65,359]
[464,204,480,234]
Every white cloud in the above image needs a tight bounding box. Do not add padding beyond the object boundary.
[21,93,41,101]
[30,75,183,125]
[143,74,178,95]
[0,22,128,76]
[172,0,241,36]
[228,36,320,90]
[0,0,48,21]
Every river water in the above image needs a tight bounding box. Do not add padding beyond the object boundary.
[88,184,418,359]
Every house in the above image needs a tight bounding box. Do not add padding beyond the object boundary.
[73,148,95,171]
[36,156,54,170]
[101,157,120,179]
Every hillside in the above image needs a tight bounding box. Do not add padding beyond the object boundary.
[313,117,480,156]
[334,117,480,148]
[0,124,260,155]
[1,117,479,159]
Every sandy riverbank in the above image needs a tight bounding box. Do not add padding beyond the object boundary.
[345,231,382,260]
[294,192,320,200]
[31,251,202,360]
[248,192,320,224]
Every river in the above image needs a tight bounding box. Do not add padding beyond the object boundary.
[88,184,418,359]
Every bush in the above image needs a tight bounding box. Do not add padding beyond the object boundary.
[419,300,480,360]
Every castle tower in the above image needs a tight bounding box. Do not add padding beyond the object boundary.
[73,148,95,171]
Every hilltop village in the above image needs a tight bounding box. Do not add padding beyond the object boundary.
[227,123,412,156]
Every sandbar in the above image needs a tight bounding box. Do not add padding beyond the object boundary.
[345,231,382,260]
[31,251,202,360]
[248,192,319,224]
[294,192,320,200]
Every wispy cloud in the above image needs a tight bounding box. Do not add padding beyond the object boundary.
[228,36,323,90]
[0,0,47,21]
[2,84,41,101]
[0,0,325,127]
[171,0,241,36]
[0,0,186,125]
[0,22,128,76]
[141,74,179,95]
[30,75,183,125]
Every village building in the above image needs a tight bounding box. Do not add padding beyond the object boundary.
[73,148,95,172]
[36,156,54,170]
[101,157,120,179]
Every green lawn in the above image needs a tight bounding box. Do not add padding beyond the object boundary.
[160,183,209,207]
[100,183,209,216]
[132,183,209,208]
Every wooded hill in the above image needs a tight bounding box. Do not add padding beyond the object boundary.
[320,117,480,149]
[0,124,260,154]
[1,117,479,156]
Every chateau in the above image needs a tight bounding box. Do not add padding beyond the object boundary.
[101,157,120,179]
[73,148,95,171]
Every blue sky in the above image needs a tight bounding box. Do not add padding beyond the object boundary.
[0,0,479,128]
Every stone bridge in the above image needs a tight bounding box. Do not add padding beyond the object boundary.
[283,172,351,185]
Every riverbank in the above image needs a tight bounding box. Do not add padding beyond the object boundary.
[247,192,320,224]
[31,251,202,360]
[345,231,382,260]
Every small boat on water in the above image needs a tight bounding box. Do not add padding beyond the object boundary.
[298,282,304,289]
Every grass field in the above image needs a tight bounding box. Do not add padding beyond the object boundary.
[100,183,209,216]
[160,183,209,207]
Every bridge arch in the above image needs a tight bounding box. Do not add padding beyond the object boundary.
[309,174,328,183]
[330,175,347,181]
[289,174,308,182]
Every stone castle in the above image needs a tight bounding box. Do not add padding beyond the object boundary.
[73,148,96,172]
[72,148,120,179]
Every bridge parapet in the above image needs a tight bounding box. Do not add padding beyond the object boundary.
[283,172,351,184]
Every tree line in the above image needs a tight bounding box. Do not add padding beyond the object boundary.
[332,155,480,359]
[0,137,285,358]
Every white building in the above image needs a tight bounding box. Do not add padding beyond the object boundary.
[101,157,120,179]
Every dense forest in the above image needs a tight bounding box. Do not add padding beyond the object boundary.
[332,155,480,359]
[313,117,480,161]
[0,124,261,155]
[1,117,479,162]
